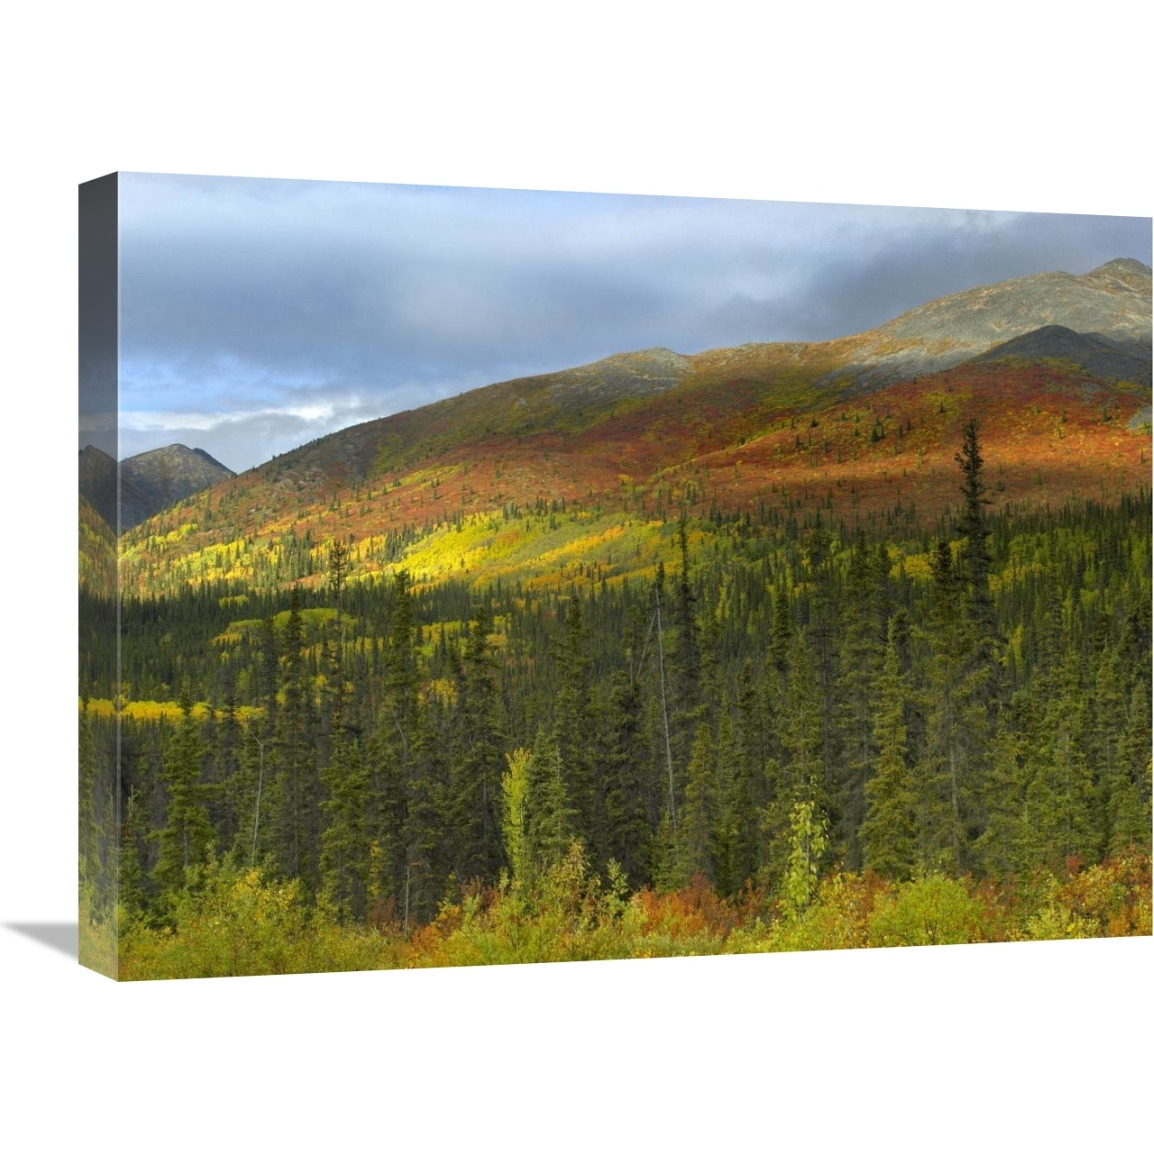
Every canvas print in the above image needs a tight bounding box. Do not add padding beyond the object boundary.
[79,173,1152,980]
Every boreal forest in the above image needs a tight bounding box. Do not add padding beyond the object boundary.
[79,419,1152,978]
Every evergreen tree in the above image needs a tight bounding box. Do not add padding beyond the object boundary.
[270,585,321,892]
[974,712,1027,878]
[1090,644,1129,854]
[1017,631,1095,871]
[78,702,98,887]
[1110,677,1152,854]
[769,585,792,683]
[366,719,407,909]
[669,517,704,778]
[954,418,997,650]
[399,693,452,927]
[860,617,916,880]
[553,597,602,861]
[209,686,243,846]
[154,689,214,892]
[259,616,279,726]
[717,665,766,896]
[915,540,989,873]
[119,787,147,921]
[383,570,419,745]
[835,534,884,869]
[802,526,838,790]
[599,670,652,887]
[367,571,420,909]
[671,721,717,887]
[448,604,507,882]
[320,732,370,922]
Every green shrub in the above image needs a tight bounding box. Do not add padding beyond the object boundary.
[866,874,983,947]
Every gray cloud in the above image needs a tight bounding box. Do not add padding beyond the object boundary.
[115,175,1152,470]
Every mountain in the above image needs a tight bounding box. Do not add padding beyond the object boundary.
[970,324,1151,386]
[118,259,1151,596]
[815,257,1152,386]
[120,445,235,531]
[78,445,120,529]
[79,443,236,532]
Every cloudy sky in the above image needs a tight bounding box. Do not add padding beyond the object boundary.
[106,172,1151,472]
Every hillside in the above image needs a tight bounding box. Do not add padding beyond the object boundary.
[118,259,1151,596]
[78,492,116,599]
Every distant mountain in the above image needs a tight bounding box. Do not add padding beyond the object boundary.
[78,445,120,529]
[821,257,1152,386]
[79,443,235,532]
[120,445,235,530]
[970,324,1151,386]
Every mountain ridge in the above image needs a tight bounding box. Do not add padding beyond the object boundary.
[79,442,236,532]
[222,256,1152,486]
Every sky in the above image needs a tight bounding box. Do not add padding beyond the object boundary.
[102,172,1152,472]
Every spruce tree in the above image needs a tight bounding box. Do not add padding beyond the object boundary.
[367,571,419,908]
[553,597,602,861]
[954,418,997,649]
[599,670,652,887]
[974,712,1026,878]
[914,525,999,874]
[448,604,507,882]
[270,585,321,892]
[399,693,452,926]
[860,617,916,880]
[1017,632,1095,871]
[669,517,704,779]
[1111,677,1152,854]
[835,534,884,869]
[78,702,99,888]
[119,787,147,921]
[672,721,717,887]
[154,689,214,893]
[717,664,766,896]
[1090,644,1129,854]
[320,733,370,922]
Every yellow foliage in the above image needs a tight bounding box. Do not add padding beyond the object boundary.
[80,698,264,725]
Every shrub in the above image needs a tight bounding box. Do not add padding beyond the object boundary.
[866,874,984,947]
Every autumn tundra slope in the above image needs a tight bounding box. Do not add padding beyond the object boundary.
[119,259,1151,595]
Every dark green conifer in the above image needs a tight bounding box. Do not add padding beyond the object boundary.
[672,721,717,888]
[154,688,214,892]
[860,618,916,880]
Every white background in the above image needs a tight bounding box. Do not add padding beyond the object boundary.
[0,3,1150,1149]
